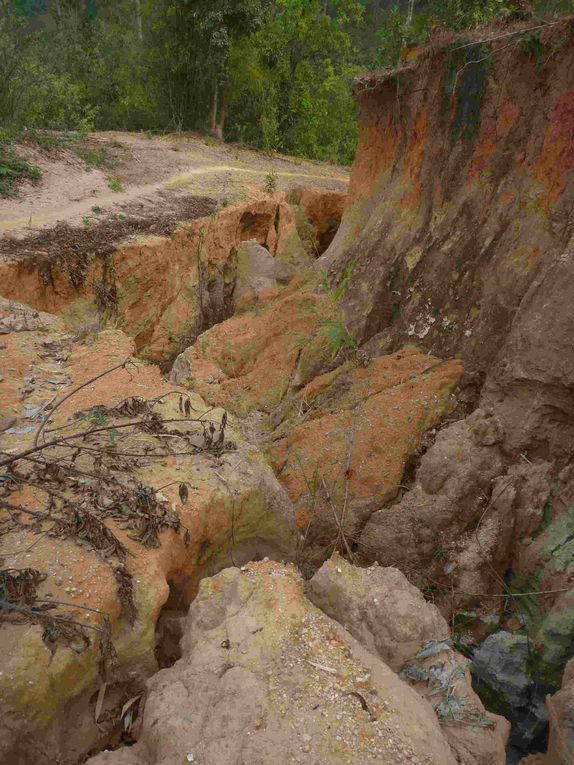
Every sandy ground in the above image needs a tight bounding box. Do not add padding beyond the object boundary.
[0,132,349,239]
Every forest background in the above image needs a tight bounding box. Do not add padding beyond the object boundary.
[1,0,572,165]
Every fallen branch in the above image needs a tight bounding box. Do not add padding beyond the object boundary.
[34,359,135,447]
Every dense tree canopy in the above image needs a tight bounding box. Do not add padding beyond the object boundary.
[1,0,572,163]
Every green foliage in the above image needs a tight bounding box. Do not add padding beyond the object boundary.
[263,169,278,195]
[76,147,115,170]
[371,0,568,71]
[108,176,124,193]
[225,0,362,163]
[23,130,75,151]
[0,141,41,197]
[521,31,546,67]
[425,0,516,29]
[319,319,357,358]
[88,409,107,426]
[373,4,411,69]
[531,0,574,14]
[433,545,447,562]
[333,258,356,301]
[2,0,571,165]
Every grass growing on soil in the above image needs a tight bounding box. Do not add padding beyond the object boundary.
[76,146,115,170]
[2,129,116,185]
[23,129,82,152]
[108,176,124,193]
[0,141,41,197]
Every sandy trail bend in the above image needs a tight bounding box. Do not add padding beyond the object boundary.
[0,131,349,237]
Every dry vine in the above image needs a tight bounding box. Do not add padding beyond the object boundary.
[0,359,232,679]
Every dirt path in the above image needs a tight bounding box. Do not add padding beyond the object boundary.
[0,132,349,239]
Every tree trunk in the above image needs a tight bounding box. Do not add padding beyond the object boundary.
[400,0,416,64]
[134,0,143,42]
[210,81,219,137]
[215,82,228,140]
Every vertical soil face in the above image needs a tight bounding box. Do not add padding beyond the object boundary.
[0,194,318,364]
[289,186,347,256]
[321,17,574,468]
[323,18,574,376]
[318,17,574,760]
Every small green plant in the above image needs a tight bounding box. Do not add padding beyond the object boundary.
[263,169,278,195]
[320,319,357,359]
[287,330,308,350]
[332,259,356,302]
[319,270,330,293]
[77,147,114,170]
[26,130,68,151]
[521,31,545,67]
[91,205,103,214]
[108,176,124,193]
[433,546,447,562]
[438,316,457,333]
[82,216,91,227]
[505,569,545,631]
[88,409,107,426]
[0,143,41,197]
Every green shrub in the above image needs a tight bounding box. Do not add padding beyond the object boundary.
[319,319,357,358]
[108,177,124,193]
[0,143,41,197]
[263,170,278,195]
[76,147,115,170]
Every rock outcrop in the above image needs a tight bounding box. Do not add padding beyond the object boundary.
[473,632,546,750]
[308,556,510,765]
[88,561,460,765]
[233,240,278,305]
[546,658,574,764]
[359,407,510,604]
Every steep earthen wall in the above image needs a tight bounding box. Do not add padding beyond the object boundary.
[0,196,309,363]
[323,18,574,457]
[320,20,574,753]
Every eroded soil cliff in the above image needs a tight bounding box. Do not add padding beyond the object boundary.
[1,15,574,765]
[320,15,574,761]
